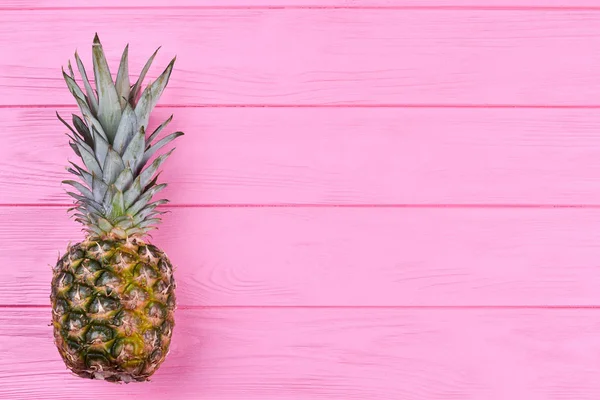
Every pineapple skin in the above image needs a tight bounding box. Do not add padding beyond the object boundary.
[51,238,176,383]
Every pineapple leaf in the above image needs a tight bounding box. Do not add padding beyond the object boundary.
[124,177,142,208]
[93,126,109,167]
[72,114,94,146]
[74,142,103,177]
[67,164,93,188]
[147,114,173,146]
[114,168,133,191]
[113,103,137,155]
[125,227,145,236]
[135,57,175,131]
[69,142,81,158]
[62,70,88,109]
[115,44,131,110]
[97,217,113,232]
[140,148,174,188]
[62,180,93,199]
[92,34,122,141]
[56,112,78,137]
[92,175,109,203]
[127,183,167,216]
[138,218,162,229]
[102,147,125,184]
[122,126,145,173]
[142,132,182,165]
[74,51,99,115]
[110,188,126,218]
[129,46,160,105]
[67,61,75,79]
[102,185,116,215]
[133,199,168,224]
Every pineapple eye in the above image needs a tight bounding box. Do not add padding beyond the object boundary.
[142,328,159,347]
[65,312,88,331]
[111,338,142,359]
[85,352,111,370]
[66,284,93,308]
[52,272,74,294]
[88,295,119,314]
[69,247,85,260]
[95,271,121,290]
[86,325,115,344]
[53,298,69,316]
[133,263,158,287]
[123,284,149,310]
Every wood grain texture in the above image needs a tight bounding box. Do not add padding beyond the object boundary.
[4,107,600,206]
[4,0,600,9]
[3,206,600,307]
[2,307,600,399]
[2,9,600,106]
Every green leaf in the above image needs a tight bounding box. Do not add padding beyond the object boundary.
[62,70,88,109]
[97,217,113,232]
[72,114,93,146]
[74,142,102,177]
[135,57,175,131]
[92,176,108,203]
[67,60,75,79]
[137,218,161,229]
[124,176,142,208]
[74,51,99,115]
[102,147,125,184]
[139,148,174,188]
[142,132,182,165]
[56,112,77,137]
[102,184,116,214]
[115,44,131,110]
[114,168,133,191]
[127,183,166,216]
[111,188,126,217]
[147,115,173,146]
[129,46,160,106]
[122,126,145,173]
[68,162,93,187]
[113,103,137,155]
[62,180,93,199]
[93,126,109,167]
[92,34,122,141]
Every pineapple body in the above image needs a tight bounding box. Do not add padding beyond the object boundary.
[51,239,175,382]
[51,34,183,382]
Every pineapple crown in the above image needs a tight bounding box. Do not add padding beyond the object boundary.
[58,33,183,240]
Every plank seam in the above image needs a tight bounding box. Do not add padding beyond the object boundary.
[4,6,600,11]
[3,204,600,209]
[4,104,600,109]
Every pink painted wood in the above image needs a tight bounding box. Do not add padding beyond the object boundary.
[3,308,600,399]
[4,107,600,206]
[3,9,600,106]
[5,206,600,306]
[1,1,599,399]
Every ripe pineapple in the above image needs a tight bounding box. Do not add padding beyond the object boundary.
[50,34,183,383]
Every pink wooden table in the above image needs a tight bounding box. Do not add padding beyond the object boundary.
[2,0,600,398]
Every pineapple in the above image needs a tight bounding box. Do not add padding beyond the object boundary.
[50,34,183,383]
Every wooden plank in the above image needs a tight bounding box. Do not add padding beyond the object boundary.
[4,0,600,9]
[4,206,600,307]
[2,307,600,399]
[2,9,600,106]
[4,107,600,206]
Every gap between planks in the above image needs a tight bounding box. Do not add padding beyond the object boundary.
[4,104,600,109]
[4,204,600,208]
